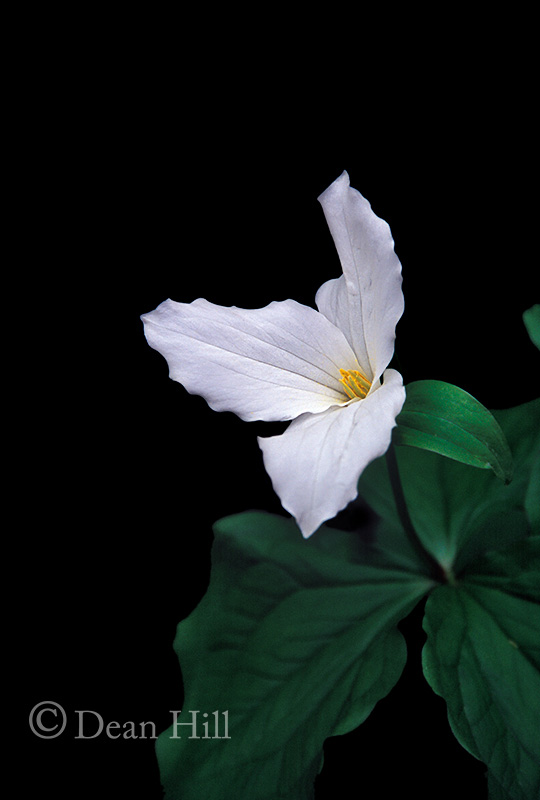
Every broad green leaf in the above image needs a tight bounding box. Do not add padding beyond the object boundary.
[358,399,540,573]
[422,537,540,800]
[523,303,540,350]
[156,512,432,800]
[394,380,513,483]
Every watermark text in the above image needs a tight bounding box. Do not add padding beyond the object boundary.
[29,702,230,740]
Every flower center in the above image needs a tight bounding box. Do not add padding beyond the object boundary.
[339,369,372,400]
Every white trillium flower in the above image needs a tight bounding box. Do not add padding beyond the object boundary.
[142,172,406,537]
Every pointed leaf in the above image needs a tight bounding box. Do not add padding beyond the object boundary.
[394,380,513,482]
[359,399,540,572]
[422,537,540,800]
[156,512,432,800]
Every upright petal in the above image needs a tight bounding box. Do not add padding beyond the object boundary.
[258,369,406,537]
[141,297,358,422]
[316,172,404,382]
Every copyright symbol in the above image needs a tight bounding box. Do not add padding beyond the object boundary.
[29,701,67,739]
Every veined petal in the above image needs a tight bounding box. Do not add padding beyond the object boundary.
[258,369,406,536]
[141,297,359,422]
[316,172,404,382]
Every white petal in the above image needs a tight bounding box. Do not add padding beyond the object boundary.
[316,172,404,382]
[258,369,406,536]
[141,297,359,422]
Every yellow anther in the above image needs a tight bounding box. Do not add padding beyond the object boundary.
[339,369,372,400]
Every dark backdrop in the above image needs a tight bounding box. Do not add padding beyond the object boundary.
[14,28,537,800]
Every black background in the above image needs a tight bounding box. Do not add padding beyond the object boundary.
[12,15,539,800]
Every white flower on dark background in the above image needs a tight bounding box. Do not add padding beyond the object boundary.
[142,172,405,536]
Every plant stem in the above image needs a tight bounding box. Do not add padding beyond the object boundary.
[385,443,448,584]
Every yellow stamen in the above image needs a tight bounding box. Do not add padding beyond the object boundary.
[339,368,372,400]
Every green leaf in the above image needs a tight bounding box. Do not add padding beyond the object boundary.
[525,452,540,534]
[422,537,540,800]
[394,380,513,483]
[358,399,540,573]
[523,303,540,350]
[156,512,432,800]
